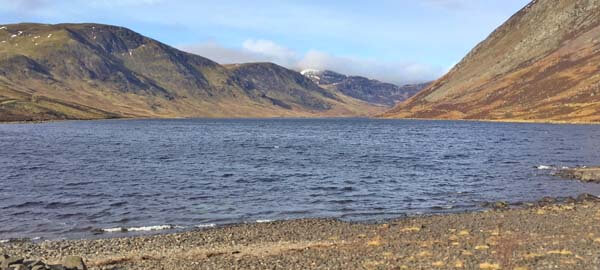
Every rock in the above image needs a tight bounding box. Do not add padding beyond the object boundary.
[48,265,66,270]
[0,254,9,264]
[537,197,556,206]
[541,197,556,203]
[577,193,600,202]
[491,201,508,209]
[26,260,45,268]
[32,265,46,270]
[61,256,86,270]
[12,264,28,270]
[557,167,600,182]
[2,256,24,269]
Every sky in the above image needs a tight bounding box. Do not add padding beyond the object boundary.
[0,0,530,84]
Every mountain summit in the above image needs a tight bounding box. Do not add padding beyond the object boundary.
[300,69,428,107]
[383,0,600,122]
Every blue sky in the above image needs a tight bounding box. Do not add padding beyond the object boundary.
[0,0,530,84]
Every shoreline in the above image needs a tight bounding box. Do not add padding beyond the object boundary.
[3,195,600,269]
[0,191,584,244]
[2,115,600,126]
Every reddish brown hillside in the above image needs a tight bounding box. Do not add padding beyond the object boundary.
[383,0,600,123]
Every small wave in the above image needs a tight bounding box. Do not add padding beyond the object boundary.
[195,223,216,228]
[536,165,554,170]
[431,205,454,210]
[0,238,30,243]
[102,227,126,233]
[102,224,182,233]
[256,219,273,223]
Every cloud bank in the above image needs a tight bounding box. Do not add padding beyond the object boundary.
[181,40,443,84]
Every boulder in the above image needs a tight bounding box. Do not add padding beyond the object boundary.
[2,256,24,269]
[492,201,508,209]
[577,193,600,202]
[557,167,600,182]
[61,256,86,270]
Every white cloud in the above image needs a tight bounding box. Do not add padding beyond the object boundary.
[180,41,267,64]
[181,40,443,84]
[242,39,297,66]
[297,50,442,84]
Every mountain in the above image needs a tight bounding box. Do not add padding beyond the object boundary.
[227,63,337,111]
[0,23,385,122]
[301,69,428,107]
[383,0,600,123]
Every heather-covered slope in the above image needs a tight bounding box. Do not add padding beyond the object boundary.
[384,0,600,122]
[0,23,385,121]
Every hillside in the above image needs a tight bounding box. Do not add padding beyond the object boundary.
[383,0,600,122]
[301,69,428,107]
[0,23,385,121]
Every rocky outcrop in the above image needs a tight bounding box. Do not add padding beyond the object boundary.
[557,167,600,182]
[0,255,86,270]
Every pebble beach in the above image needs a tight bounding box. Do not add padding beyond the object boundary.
[3,195,600,269]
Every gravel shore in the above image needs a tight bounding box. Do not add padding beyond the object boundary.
[3,198,600,269]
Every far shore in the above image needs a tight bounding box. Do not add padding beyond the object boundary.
[3,196,600,269]
[2,115,600,126]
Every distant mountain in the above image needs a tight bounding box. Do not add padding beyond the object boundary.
[0,23,385,121]
[301,69,428,107]
[227,63,338,111]
[383,0,600,123]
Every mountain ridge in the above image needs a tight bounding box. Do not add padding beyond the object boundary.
[300,69,428,107]
[0,23,386,121]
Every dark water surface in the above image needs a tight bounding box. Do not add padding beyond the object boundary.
[2,118,600,240]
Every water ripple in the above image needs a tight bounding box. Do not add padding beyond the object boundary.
[2,118,600,240]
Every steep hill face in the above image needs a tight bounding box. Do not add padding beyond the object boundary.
[384,0,600,122]
[0,23,385,121]
[301,69,427,107]
[226,63,337,111]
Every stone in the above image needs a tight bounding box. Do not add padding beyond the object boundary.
[492,201,508,209]
[557,167,600,182]
[541,197,556,203]
[13,264,28,270]
[577,193,600,202]
[27,261,45,267]
[32,265,46,270]
[2,257,24,268]
[61,256,86,270]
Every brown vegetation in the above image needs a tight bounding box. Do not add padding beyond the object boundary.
[383,0,600,123]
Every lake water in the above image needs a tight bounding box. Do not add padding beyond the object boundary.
[2,118,600,240]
